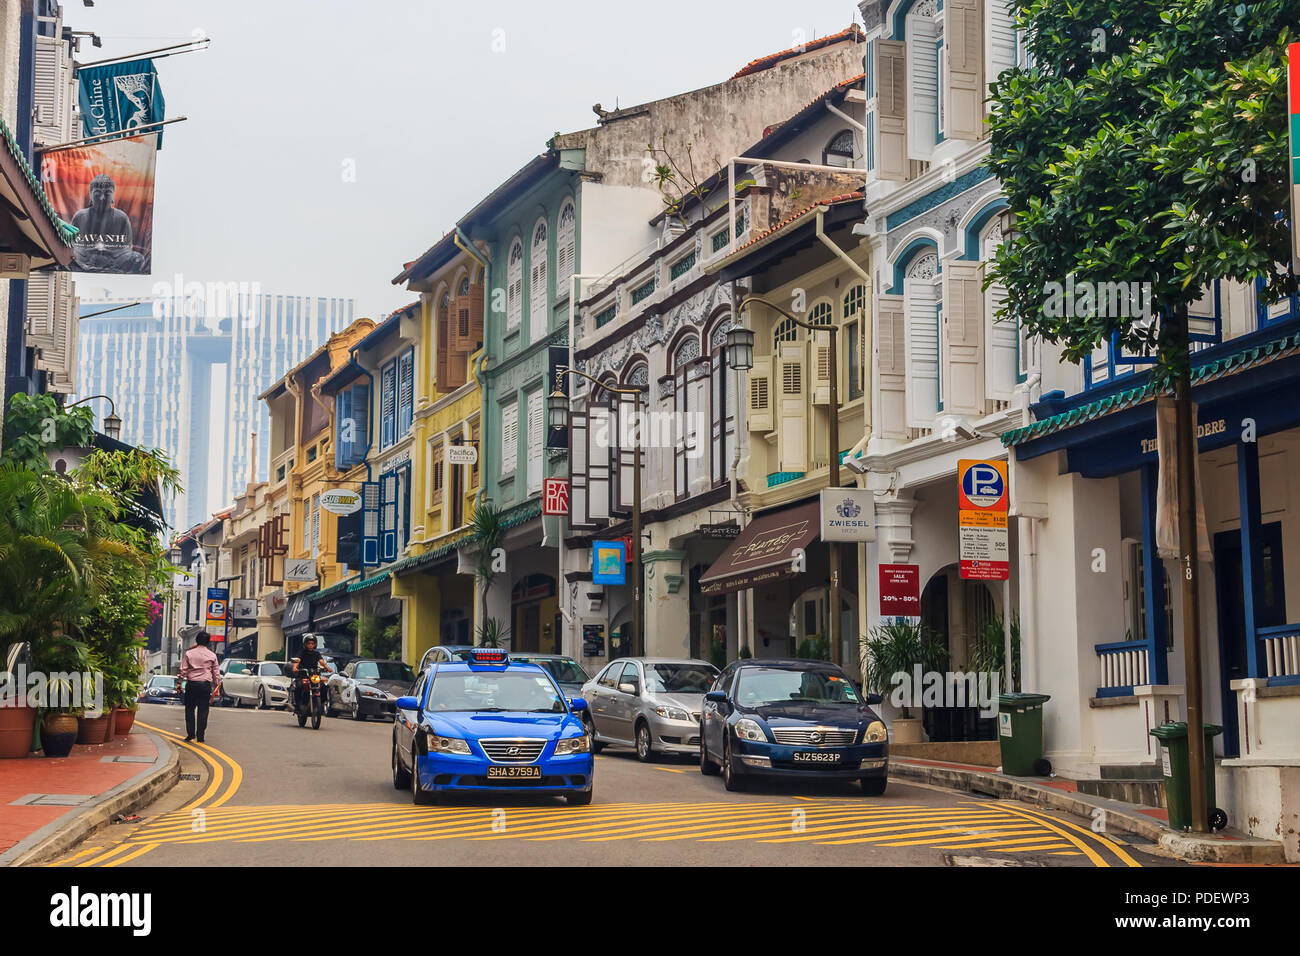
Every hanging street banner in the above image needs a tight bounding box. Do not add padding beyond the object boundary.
[958,459,1009,581]
[41,132,157,274]
[78,59,167,148]
[283,557,318,583]
[1289,42,1300,265]
[879,564,921,617]
[592,540,627,586]
[447,444,478,466]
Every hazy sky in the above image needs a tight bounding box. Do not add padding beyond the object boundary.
[71,0,863,319]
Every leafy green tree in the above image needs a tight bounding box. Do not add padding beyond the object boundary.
[0,393,94,471]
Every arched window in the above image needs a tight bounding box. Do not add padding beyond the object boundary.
[556,199,576,293]
[507,239,523,331]
[843,284,866,401]
[809,301,833,326]
[773,317,799,346]
[458,276,470,296]
[530,219,548,341]
[823,129,856,168]
[623,362,649,389]
[671,335,704,499]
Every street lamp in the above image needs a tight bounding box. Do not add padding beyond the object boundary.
[735,295,845,666]
[548,367,646,657]
[66,394,122,440]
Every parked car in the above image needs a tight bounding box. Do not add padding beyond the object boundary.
[327,658,416,720]
[416,645,476,672]
[138,674,182,705]
[699,658,889,795]
[222,659,293,709]
[508,653,590,697]
[217,658,258,706]
[580,657,719,762]
[392,647,593,805]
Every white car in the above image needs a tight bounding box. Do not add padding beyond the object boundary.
[221,660,293,709]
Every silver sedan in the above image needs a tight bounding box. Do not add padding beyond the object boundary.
[579,657,719,762]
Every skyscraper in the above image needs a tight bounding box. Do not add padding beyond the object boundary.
[77,288,354,530]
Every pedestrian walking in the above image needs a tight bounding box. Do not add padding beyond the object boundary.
[179,632,221,743]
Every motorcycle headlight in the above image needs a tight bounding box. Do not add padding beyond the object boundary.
[653,705,691,721]
[864,720,888,744]
[734,718,767,742]
[428,734,471,755]
[310,674,321,684]
[554,735,590,756]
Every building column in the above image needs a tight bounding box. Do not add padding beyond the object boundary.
[642,549,688,658]
[1140,463,1169,683]
[1237,439,1264,678]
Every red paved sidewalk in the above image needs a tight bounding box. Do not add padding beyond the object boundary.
[0,730,159,856]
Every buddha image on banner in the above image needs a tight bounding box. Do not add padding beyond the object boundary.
[41,132,157,274]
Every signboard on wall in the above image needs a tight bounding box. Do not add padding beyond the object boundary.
[447,444,478,466]
[283,558,318,583]
[582,623,605,658]
[320,489,362,516]
[543,477,569,516]
[879,564,921,617]
[205,586,228,642]
[592,541,627,586]
[819,488,876,542]
[958,459,1010,581]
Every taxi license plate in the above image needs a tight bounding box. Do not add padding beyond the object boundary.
[486,766,541,779]
[792,751,841,763]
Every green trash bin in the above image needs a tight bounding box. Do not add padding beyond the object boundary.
[1149,721,1226,831]
[997,693,1051,776]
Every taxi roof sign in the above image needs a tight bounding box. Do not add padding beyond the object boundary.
[467,648,510,668]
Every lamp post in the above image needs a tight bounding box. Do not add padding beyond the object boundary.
[66,393,121,440]
[549,368,644,657]
[732,295,844,666]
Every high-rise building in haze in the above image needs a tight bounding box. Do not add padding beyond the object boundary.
[76,289,354,530]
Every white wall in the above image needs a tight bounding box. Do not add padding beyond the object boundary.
[577,182,662,280]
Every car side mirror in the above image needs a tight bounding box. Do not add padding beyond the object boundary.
[568,697,588,712]
[865,693,884,706]
[395,696,420,712]
[705,690,728,704]
[617,682,639,696]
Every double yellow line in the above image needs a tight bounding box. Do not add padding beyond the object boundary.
[53,721,243,868]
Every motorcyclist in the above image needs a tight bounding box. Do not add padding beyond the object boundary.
[290,635,332,709]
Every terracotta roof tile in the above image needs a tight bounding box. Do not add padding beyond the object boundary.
[731,24,863,80]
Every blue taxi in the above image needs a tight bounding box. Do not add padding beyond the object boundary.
[391,648,594,805]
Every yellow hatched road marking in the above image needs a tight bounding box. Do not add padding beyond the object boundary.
[103,843,161,867]
[76,843,138,867]
[682,810,1016,845]
[46,845,104,867]
[994,803,1143,867]
[973,802,1119,868]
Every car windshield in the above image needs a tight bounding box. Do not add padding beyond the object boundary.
[426,671,566,713]
[150,676,177,690]
[517,658,588,685]
[356,661,415,682]
[644,663,718,694]
[735,668,861,706]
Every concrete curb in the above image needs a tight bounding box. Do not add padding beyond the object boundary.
[0,730,179,867]
[893,759,1285,865]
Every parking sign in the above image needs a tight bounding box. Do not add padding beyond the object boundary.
[958,460,1009,581]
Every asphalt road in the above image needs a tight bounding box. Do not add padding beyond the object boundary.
[48,703,1183,868]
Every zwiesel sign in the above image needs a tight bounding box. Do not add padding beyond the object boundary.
[319,489,362,516]
[283,558,318,583]
[447,444,478,466]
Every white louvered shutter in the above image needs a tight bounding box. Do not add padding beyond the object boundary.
[811,330,833,405]
[777,342,807,472]
[569,397,591,528]
[526,388,543,494]
[746,355,772,431]
[507,240,523,331]
[986,0,1016,92]
[906,278,940,427]
[907,10,939,160]
[587,402,610,522]
[984,232,1019,402]
[942,260,986,415]
[687,362,708,492]
[501,401,518,474]
[877,40,908,182]
[556,201,576,293]
[876,295,909,440]
[944,0,984,142]
[530,221,548,342]
[32,36,66,146]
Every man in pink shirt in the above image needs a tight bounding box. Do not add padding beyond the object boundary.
[178,632,221,743]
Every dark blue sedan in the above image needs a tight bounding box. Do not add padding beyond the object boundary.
[138,674,182,706]
[700,659,889,795]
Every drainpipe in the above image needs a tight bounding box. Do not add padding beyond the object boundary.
[728,281,749,661]
[1015,372,1042,694]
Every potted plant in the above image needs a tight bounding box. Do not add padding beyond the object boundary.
[38,637,94,756]
[41,709,79,757]
[862,619,949,745]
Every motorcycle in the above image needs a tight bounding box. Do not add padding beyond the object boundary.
[291,662,327,730]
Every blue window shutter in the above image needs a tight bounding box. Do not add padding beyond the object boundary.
[352,381,370,466]
[380,471,398,561]
[381,361,397,449]
[398,348,414,436]
[335,390,351,471]
[361,480,380,566]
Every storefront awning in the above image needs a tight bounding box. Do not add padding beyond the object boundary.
[698,500,820,595]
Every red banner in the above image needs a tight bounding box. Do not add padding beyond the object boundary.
[41,132,157,274]
[879,564,920,617]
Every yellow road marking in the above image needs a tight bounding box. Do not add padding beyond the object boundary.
[103,843,161,867]
[46,845,103,867]
[998,803,1143,867]
[76,843,138,867]
[974,802,1120,868]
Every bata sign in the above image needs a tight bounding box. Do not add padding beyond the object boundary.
[319,489,363,515]
[819,488,876,542]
